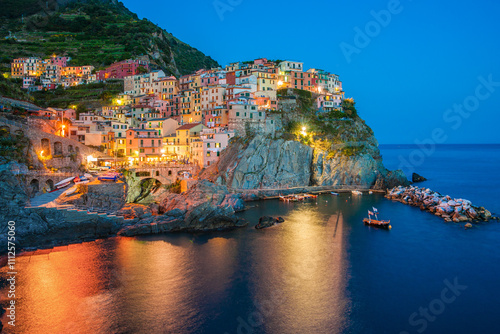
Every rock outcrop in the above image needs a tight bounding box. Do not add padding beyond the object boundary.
[0,169,247,250]
[201,135,314,189]
[202,125,409,190]
[412,173,427,183]
[118,180,247,236]
[255,216,285,229]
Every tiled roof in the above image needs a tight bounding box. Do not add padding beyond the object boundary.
[176,123,202,130]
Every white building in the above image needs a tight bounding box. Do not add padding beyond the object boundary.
[279,61,304,72]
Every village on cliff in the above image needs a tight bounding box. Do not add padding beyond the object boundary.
[2,56,345,169]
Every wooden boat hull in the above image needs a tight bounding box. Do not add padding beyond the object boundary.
[363,218,391,229]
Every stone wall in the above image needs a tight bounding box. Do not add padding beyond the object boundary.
[71,182,127,211]
[0,117,107,159]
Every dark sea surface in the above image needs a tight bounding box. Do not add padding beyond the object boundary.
[1,145,500,334]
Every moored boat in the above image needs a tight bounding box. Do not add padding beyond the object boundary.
[352,190,363,195]
[363,207,391,229]
[51,177,76,191]
[331,192,339,196]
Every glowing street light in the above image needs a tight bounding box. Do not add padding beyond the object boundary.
[300,126,307,136]
[116,99,122,105]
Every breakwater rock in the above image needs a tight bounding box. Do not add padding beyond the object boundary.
[386,186,497,224]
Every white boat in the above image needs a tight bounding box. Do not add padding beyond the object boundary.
[351,190,363,195]
[63,186,77,196]
[54,177,75,189]
[369,191,373,194]
[331,192,339,196]
[74,175,90,184]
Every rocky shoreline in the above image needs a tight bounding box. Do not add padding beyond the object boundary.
[386,186,498,226]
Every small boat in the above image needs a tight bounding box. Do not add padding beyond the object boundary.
[63,186,77,196]
[363,207,391,229]
[331,192,339,196]
[369,191,373,194]
[98,172,121,182]
[303,193,318,199]
[352,190,363,195]
[74,176,90,184]
[53,176,76,190]
[279,194,300,202]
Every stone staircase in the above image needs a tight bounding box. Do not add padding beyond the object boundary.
[25,205,134,224]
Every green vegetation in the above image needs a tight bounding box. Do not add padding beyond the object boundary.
[0,0,219,75]
[30,81,123,108]
[277,89,375,158]
[0,128,31,163]
[342,98,358,118]
[0,75,33,102]
[164,179,181,194]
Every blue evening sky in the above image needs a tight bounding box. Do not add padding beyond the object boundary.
[121,0,500,144]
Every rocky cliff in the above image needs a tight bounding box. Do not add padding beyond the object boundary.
[202,116,408,190]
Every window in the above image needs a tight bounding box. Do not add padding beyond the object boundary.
[140,140,143,146]
[236,112,239,116]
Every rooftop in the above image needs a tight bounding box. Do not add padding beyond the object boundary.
[177,123,202,130]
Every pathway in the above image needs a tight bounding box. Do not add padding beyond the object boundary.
[29,188,67,207]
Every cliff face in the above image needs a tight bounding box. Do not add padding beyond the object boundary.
[207,136,314,189]
[202,117,409,190]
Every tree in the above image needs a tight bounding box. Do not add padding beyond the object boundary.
[342,98,358,118]
[76,104,87,119]
[136,66,148,74]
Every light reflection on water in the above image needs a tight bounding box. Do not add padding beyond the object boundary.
[0,198,351,334]
[2,191,500,333]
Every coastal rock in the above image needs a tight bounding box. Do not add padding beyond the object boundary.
[201,131,410,190]
[412,173,427,183]
[117,180,249,236]
[255,216,285,229]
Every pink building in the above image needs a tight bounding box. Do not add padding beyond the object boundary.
[48,56,71,67]
[97,59,150,80]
